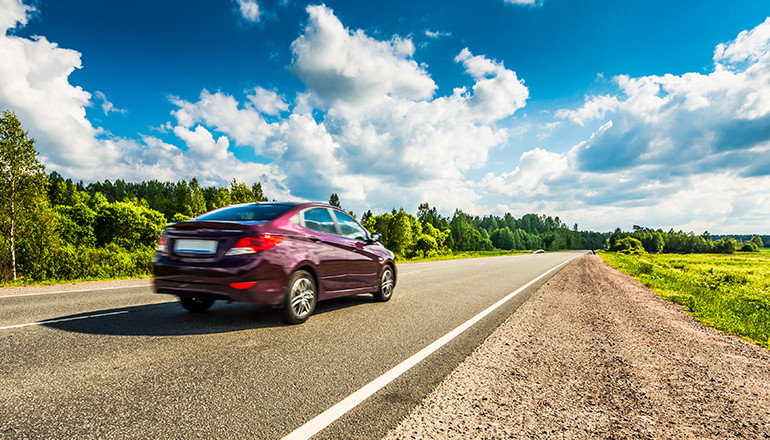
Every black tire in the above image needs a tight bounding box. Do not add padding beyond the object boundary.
[373,265,395,302]
[281,270,317,324]
[180,296,215,312]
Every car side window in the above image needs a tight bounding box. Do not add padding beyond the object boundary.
[332,210,368,241]
[303,208,337,235]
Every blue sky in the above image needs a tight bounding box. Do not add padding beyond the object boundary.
[2,0,770,233]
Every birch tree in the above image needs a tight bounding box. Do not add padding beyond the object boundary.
[0,111,47,280]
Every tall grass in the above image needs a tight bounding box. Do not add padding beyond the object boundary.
[601,251,770,349]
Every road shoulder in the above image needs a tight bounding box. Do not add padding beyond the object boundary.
[383,254,770,439]
[0,278,152,297]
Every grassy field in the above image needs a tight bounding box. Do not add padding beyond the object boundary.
[601,251,770,349]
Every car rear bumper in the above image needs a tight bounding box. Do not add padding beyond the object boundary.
[153,254,288,305]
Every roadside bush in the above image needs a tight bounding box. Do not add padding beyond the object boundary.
[740,242,760,252]
[93,201,165,250]
[171,213,191,223]
[612,237,646,255]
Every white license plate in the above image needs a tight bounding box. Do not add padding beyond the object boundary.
[174,239,218,254]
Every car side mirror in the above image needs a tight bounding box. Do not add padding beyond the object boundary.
[369,233,381,242]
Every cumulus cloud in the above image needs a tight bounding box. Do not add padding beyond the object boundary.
[289,5,436,113]
[171,4,529,210]
[0,0,32,31]
[0,0,107,173]
[555,95,619,126]
[0,0,287,196]
[487,17,770,232]
[234,0,261,23]
[247,86,289,115]
[455,48,529,123]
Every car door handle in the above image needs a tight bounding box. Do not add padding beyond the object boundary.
[309,236,321,243]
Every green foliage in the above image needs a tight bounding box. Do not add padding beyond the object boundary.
[609,227,736,255]
[251,182,268,202]
[740,242,760,252]
[0,110,49,280]
[1,125,760,285]
[55,203,97,247]
[612,237,646,255]
[602,251,770,349]
[171,213,191,223]
[93,201,165,250]
[207,187,232,211]
[328,192,341,208]
[229,179,255,204]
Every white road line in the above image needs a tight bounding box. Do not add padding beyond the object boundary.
[0,311,129,331]
[0,284,150,299]
[282,253,582,440]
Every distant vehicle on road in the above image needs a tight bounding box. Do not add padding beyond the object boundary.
[153,202,396,324]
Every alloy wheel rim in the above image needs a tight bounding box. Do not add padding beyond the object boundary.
[290,278,314,318]
[381,269,394,298]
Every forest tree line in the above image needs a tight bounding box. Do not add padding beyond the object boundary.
[1,110,765,283]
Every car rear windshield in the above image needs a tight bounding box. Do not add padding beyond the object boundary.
[196,204,294,221]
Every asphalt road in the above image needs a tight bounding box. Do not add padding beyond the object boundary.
[0,251,583,439]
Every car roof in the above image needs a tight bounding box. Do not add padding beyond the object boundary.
[238,201,343,211]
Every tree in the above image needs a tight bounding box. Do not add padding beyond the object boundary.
[0,111,48,280]
[750,235,763,249]
[329,193,341,208]
[208,187,231,210]
[251,182,268,202]
[229,179,255,204]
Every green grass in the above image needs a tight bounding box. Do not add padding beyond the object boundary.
[398,249,532,263]
[600,251,770,349]
[0,274,153,288]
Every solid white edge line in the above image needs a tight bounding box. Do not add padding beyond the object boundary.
[281,253,583,440]
[0,311,129,331]
[0,284,150,299]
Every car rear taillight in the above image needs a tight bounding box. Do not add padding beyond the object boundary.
[156,234,168,254]
[226,234,285,256]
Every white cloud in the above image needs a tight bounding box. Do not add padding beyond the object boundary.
[0,0,109,173]
[454,48,529,123]
[235,0,261,23]
[171,89,276,150]
[503,0,540,6]
[555,95,619,125]
[0,0,31,31]
[425,30,451,39]
[246,86,289,115]
[488,17,770,232]
[290,5,436,113]
[93,91,126,115]
[169,5,529,212]
[714,17,770,67]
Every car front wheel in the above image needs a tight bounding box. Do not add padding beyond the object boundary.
[281,270,317,324]
[179,296,215,312]
[373,266,394,302]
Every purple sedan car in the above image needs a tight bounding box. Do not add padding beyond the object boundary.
[153,202,396,324]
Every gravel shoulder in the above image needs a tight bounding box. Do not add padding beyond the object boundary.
[0,278,152,297]
[383,254,770,439]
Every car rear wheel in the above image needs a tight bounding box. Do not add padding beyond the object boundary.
[179,296,215,312]
[373,266,394,302]
[281,270,317,324]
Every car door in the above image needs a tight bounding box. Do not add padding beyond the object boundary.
[330,210,382,289]
[300,207,355,295]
